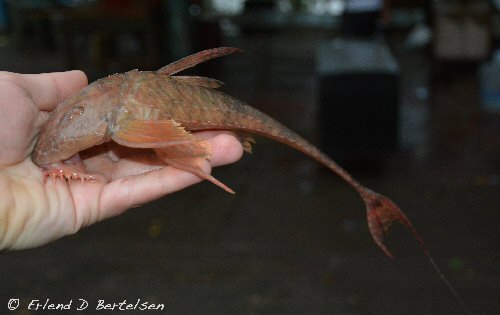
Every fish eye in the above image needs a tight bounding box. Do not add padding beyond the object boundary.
[60,105,84,125]
[73,106,84,115]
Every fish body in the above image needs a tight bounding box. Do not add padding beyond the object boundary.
[32,47,423,258]
[34,70,303,164]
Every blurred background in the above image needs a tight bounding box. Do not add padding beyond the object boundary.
[1,0,499,314]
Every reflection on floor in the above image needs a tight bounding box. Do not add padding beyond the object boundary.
[1,32,499,314]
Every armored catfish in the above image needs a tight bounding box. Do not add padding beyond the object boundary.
[32,47,424,258]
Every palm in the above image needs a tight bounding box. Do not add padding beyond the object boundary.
[0,71,242,250]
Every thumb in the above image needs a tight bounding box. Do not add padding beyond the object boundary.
[20,70,88,111]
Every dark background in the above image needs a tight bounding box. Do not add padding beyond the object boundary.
[1,0,499,314]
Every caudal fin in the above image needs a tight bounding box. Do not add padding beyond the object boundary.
[360,188,428,258]
[359,188,472,313]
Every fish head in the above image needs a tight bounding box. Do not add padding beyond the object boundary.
[32,75,124,165]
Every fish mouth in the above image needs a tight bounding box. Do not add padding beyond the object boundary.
[38,154,96,182]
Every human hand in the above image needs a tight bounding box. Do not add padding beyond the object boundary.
[0,71,243,250]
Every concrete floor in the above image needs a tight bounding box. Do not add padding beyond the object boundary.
[1,31,499,314]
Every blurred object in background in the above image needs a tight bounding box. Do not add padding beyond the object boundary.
[432,0,491,62]
[7,0,58,49]
[493,0,500,49]
[0,0,7,48]
[163,0,195,61]
[211,0,246,15]
[404,22,432,49]
[491,0,500,113]
[341,0,386,38]
[245,0,275,12]
[273,0,346,16]
[316,39,399,173]
[237,0,342,35]
[0,0,7,33]
[57,0,98,7]
[387,1,427,31]
[302,0,345,16]
[53,0,163,77]
[164,0,229,75]
[6,0,164,78]
[480,50,500,113]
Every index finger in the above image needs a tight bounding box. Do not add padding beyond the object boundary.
[20,70,88,111]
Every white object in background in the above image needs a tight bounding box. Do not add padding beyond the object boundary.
[344,0,383,13]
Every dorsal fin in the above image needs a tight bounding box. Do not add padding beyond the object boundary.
[157,47,243,75]
[173,76,224,89]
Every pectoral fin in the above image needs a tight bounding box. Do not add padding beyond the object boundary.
[157,142,210,159]
[112,119,195,148]
[155,145,235,194]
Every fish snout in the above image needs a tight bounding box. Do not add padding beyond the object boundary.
[32,137,55,165]
[32,128,64,165]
